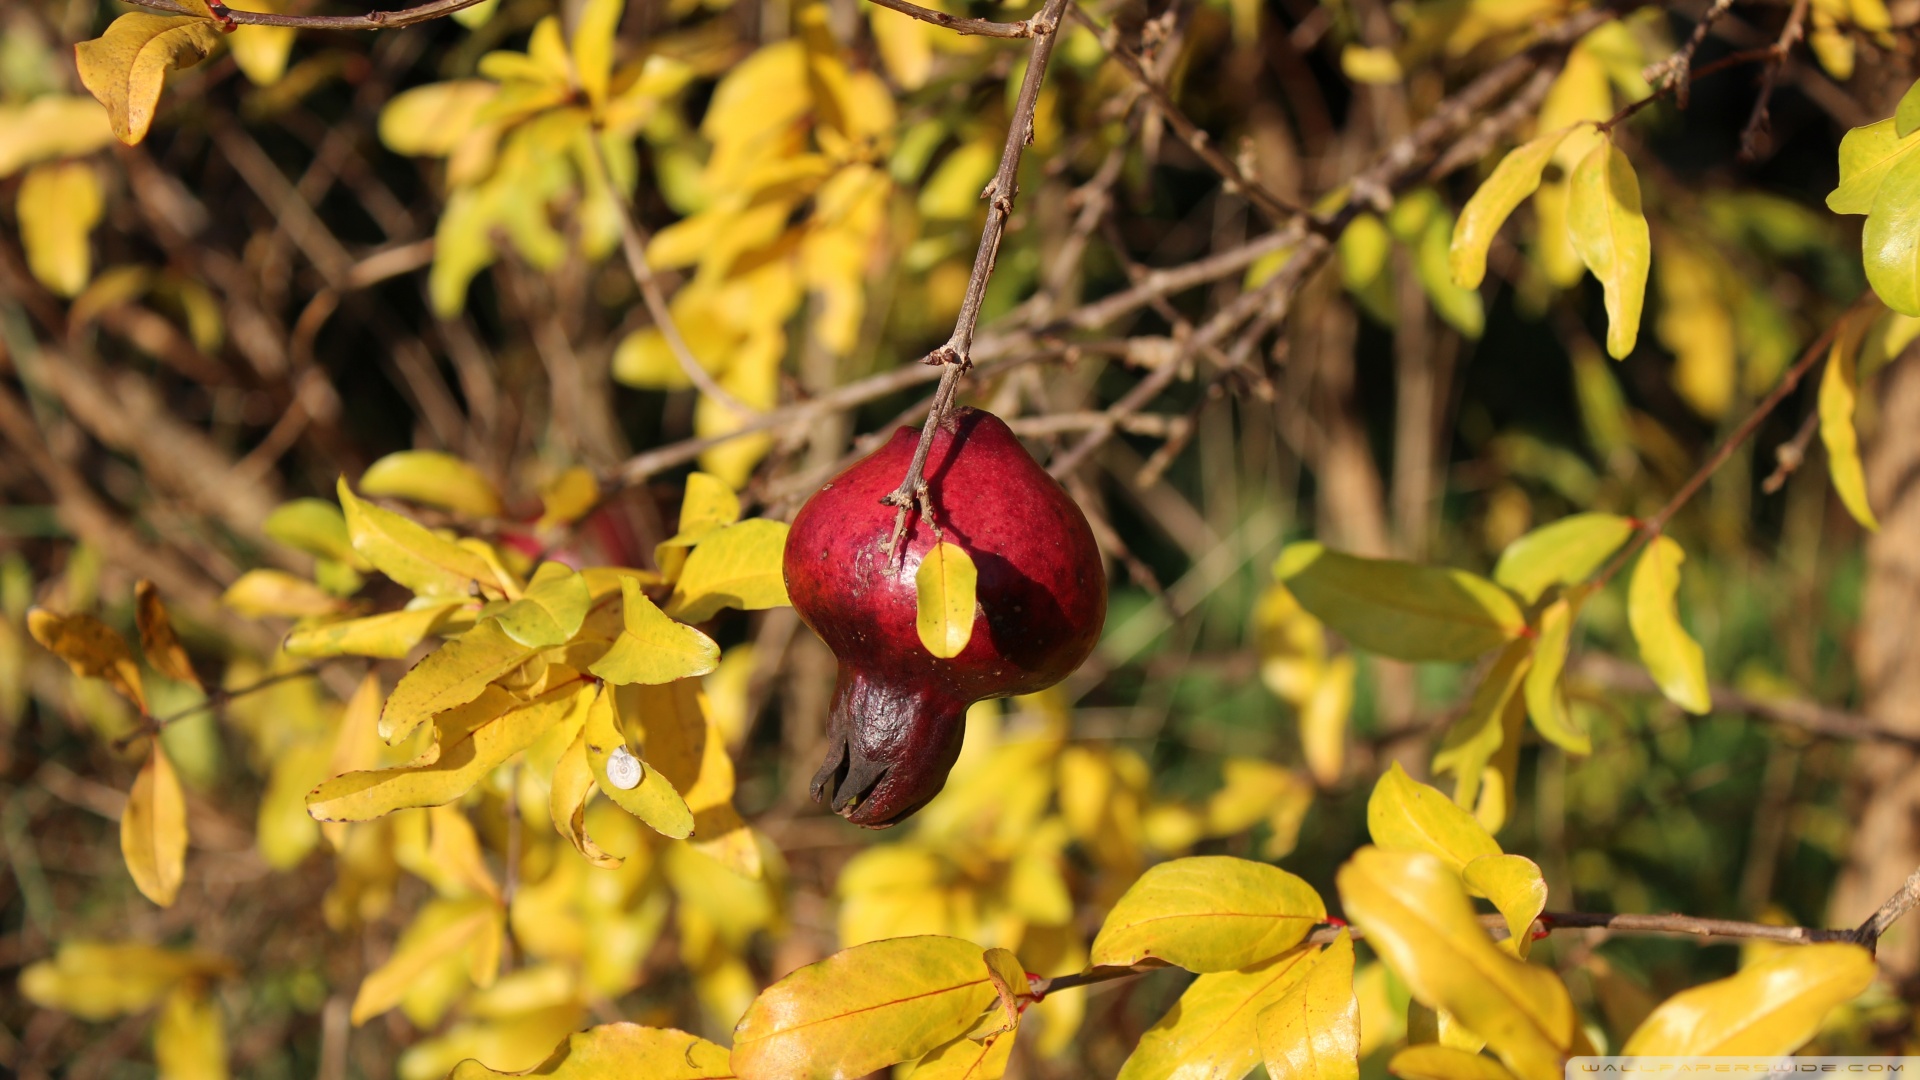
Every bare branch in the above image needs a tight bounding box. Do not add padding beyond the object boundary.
[118,0,494,30]
[861,0,1037,38]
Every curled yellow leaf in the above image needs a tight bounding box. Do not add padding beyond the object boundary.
[1820,306,1881,531]
[28,607,147,712]
[1567,141,1650,359]
[75,14,223,145]
[1626,535,1710,715]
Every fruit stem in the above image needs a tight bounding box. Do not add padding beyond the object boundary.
[882,0,1073,566]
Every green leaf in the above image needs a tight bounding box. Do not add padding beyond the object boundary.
[1522,590,1589,754]
[1820,308,1881,530]
[1117,945,1319,1080]
[1621,943,1875,1055]
[1451,127,1574,289]
[664,519,793,625]
[74,14,222,145]
[338,478,501,598]
[448,1023,735,1080]
[1367,762,1502,872]
[284,601,470,660]
[265,498,369,570]
[1336,848,1576,1080]
[913,541,977,660]
[582,684,693,839]
[1090,855,1326,973]
[1828,119,1920,215]
[1274,543,1524,663]
[1626,535,1710,715]
[1900,78,1920,139]
[1567,141,1650,359]
[590,577,720,684]
[1461,855,1547,959]
[731,936,999,1080]
[1256,932,1359,1080]
[380,619,539,744]
[360,450,503,519]
[308,681,587,822]
[1865,149,1920,316]
[491,562,591,648]
[1491,513,1634,603]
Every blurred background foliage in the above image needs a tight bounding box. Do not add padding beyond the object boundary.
[4,0,1920,1076]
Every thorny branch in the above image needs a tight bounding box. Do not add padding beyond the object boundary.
[876,0,1073,564]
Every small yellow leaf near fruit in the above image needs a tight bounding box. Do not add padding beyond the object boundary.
[655,472,741,581]
[360,450,504,519]
[1451,127,1575,290]
[1336,847,1576,1080]
[1092,855,1325,973]
[18,161,102,297]
[590,577,720,685]
[1368,762,1502,872]
[914,541,977,659]
[582,686,693,839]
[1820,306,1881,531]
[1256,932,1360,1080]
[550,724,623,868]
[28,607,149,712]
[448,1023,735,1080]
[123,741,190,907]
[75,14,225,145]
[1627,535,1711,715]
[1567,141,1651,359]
[1621,942,1875,1055]
[135,580,201,690]
[730,935,998,1080]
[1117,946,1319,1080]
[1275,542,1524,663]
[665,519,792,623]
[491,562,591,648]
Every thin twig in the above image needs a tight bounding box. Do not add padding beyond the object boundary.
[862,0,1037,38]
[1741,0,1812,161]
[1571,652,1920,749]
[1762,408,1822,494]
[1854,865,1920,948]
[119,0,493,29]
[1645,0,1737,109]
[878,0,1073,562]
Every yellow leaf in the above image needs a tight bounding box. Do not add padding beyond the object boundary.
[1301,653,1354,786]
[549,724,623,868]
[665,520,792,624]
[310,680,587,822]
[911,540,977,660]
[1898,78,1920,140]
[135,580,202,691]
[154,983,228,1080]
[360,451,504,519]
[74,14,223,145]
[339,477,502,598]
[1821,307,1881,530]
[1336,848,1575,1080]
[1341,45,1404,84]
[28,607,147,711]
[1091,855,1326,973]
[491,562,591,648]
[731,936,999,1080]
[1368,762,1502,872]
[380,620,539,744]
[1865,150,1920,316]
[1389,1045,1521,1080]
[1451,127,1574,289]
[1521,591,1588,754]
[1567,141,1650,359]
[447,1023,735,1080]
[1626,535,1710,715]
[1275,543,1524,663]
[380,80,498,158]
[980,947,1029,1035]
[1433,641,1530,810]
[1828,119,1920,215]
[538,466,601,530]
[257,737,329,869]
[870,4,935,91]
[123,741,190,907]
[352,896,503,1025]
[590,577,720,685]
[581,685,693,839]
[571,0,622,114]
[264,498,366,568]
[220,569,346,619]
[1621,943,1876,1055]
[655,473,741,580]
[226,0,295,87]
[910,1029,1016,1080]
[1491,513,1633,603]
[284,600,470,660]
[1657,244,1737,419]
[0,95,115,178]
[18,161,101,297]
[1117,946,1319,1080]
[1461,855,1547,959]
[1256,932,1359,1080]
[20,941,230,1020]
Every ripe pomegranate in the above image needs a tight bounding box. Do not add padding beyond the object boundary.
[784,407,1107,827]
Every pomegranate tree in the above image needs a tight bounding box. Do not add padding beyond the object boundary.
[784,407,1108,827]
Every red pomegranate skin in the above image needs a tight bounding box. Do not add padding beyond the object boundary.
[784,407,1107,827]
